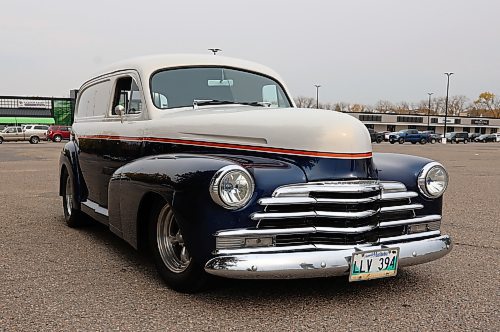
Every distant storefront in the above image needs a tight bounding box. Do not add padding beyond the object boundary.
[0,96,74,129]
[350,112,500,135]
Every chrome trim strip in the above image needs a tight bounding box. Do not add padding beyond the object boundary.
[251,211,315,220]
[251,209,378,220]
[380,204,423,213]
[216,225,375,238]
[380,181,407,192]
[216,227,316,237]
[379,215,441,228]
[314,226,375,234]
[205,235,452,279]
[379,230,441,243]
[258,197,316,205]
[82,200,109,217]
[273,182,380,197]
[380,191,418,201]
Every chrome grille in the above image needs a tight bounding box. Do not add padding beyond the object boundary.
[215,180,442,252]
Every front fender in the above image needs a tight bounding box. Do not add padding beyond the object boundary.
[109,153,307,263]
[373,152,443,215]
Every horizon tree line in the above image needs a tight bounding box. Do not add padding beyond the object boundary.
[294,91,500,118]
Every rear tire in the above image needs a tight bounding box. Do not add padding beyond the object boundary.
[0,137,3,144]
[376,137,383,144]
[148,199,208,293]
[61,169,86,227]
[419,138,427,144]
[29,136,40,144]
[430,138,436,144]
[54,135,62,142]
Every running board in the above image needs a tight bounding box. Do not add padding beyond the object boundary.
[82,200,109,217]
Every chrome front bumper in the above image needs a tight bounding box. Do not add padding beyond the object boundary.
[204,235,452,279]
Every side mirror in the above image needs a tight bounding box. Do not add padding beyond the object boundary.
[114,105,125,123]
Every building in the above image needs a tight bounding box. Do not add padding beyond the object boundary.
[0,96,74,130]
[347,112,499,135]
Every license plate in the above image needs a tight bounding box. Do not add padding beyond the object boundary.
[349,248,399,282]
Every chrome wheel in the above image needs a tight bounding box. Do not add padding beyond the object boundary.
[65,175,73,217]
[156,204,191,273]
[54,135,62,142]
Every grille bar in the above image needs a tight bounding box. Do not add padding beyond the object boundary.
[380,204,423,213]
[380,214,441,228]
[273,181,380,197]
[251,209,378,221]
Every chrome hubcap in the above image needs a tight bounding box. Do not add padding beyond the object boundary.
[157,204,191,273]
[65,175,72,216]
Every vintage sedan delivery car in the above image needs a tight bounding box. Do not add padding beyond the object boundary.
[59,54,452,292]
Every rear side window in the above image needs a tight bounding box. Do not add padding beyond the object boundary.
[34,125,48,130]
[77,80,112,119]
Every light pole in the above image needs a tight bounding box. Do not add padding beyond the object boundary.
[208,48,221,55]
[444,73,454,136]
[427,92,433,130]
[314,85,321,109]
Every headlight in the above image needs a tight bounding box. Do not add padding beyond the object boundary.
[210,165,254,209]
[417,162,448,198]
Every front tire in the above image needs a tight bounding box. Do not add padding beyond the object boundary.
[149,200,208,293]
[0,137,3,144]
[54,135,62,142]
[430,138,436,144]
[376,137,383,144]
[61,170,86,227]
[398,138,405,144]
[419,138,427,144]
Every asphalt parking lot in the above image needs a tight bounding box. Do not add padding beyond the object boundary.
[0,141,499,331]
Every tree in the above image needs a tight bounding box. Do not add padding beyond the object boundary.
[471,92,500,118]
[294,96,316,108]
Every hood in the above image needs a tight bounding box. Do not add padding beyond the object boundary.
[152,107,372,159]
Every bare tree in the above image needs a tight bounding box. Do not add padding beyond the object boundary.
[294,96,316,108]
[374,100,395,113]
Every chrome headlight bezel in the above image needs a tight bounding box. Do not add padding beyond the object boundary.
[210,165,255,210]
[417,162,449,198]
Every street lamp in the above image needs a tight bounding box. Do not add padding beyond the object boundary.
[443,72,454,136]
[314,84,321,109]
[208,48,222,55]
[427,92,433,130]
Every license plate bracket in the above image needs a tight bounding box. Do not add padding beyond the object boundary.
[349,248,400,282]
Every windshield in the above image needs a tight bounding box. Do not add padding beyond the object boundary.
[150,67,292,109]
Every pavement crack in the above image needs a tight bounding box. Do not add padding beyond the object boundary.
[454,241,498,250]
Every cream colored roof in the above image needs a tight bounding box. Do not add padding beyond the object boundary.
[89,54,286,84]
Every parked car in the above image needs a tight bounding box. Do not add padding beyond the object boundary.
[467,133,481,142]
[421,131,441,144]
[389,129,429,144]
[384,131,396,141]
[47,125,72,142]
[367,128,384,143]
[59,54,452,292]
[492,133,500,142]
[0,126,46,144]
[445,132,468,144]
[475,134,496,143]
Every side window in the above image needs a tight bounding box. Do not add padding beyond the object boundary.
[17,128,22,133]
[6,128,15,133]
[34,126,46,130]
[112,76,143,115]
[76,80,111,118]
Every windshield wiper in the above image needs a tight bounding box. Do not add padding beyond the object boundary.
[193,99,271,109]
